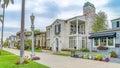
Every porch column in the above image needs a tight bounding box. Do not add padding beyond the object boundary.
[76,17,79,49]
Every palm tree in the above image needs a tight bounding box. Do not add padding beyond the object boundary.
[0,0,14,55]
[20,0,25,64]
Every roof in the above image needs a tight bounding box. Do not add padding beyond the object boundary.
[35,32,46,35]
[66,15,85,22]
[89,32,116,39]
[111,17,120,21]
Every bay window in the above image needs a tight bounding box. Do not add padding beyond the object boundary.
[100,38,106,46]
[108,37,114,46]
[94,38,99,46]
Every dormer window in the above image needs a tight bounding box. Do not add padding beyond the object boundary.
[117,21,119,27]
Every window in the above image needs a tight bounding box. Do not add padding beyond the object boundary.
[55,24,61,34]
[108,37,113,46]
[117,21,119,27]
[69,37,76,48]
[100,38,106,46]
[82,38,85,48]
[94,38,99,46]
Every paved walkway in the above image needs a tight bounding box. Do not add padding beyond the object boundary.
[3,48,120,68]
[110,58,120,63]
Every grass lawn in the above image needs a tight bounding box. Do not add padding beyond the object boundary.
[53,53,71,56]
[0,50,49,68]
[26,49,42,52]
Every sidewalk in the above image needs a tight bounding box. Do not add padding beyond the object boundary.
[3,48,120,68]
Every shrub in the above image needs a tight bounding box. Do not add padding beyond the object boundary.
[15,44,20,49]
[92,50,97,52]
[24,39,31,50]
[83,54,89,59]
[110,51,117,58]
[96,54,103,61]
[89,55,92,59]
[80,48,89,52]
[71,50,80,57]
[61,48,73,51]
[104,58,110,62]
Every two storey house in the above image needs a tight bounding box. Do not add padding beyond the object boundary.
[46,2,96,51]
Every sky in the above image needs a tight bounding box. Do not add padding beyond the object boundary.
[0,0,120,40]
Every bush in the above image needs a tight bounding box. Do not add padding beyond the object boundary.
[83,54,89,59]
[104,58,110,62]
[15,43,20,49]
[61,48,73,51]
[92,50,97,52]
[71,50,80,57]
[110,51,117,58]
[3,39,10,47]
[24,39,31,50]
[80,48,89,52]
[96,54,103,61]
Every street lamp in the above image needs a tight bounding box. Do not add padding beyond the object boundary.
[30,13,35,59]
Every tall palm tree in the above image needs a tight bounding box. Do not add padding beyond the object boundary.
[20,0,25,64]
[0,0,14,55]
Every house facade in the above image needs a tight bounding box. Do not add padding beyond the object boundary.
[35,32,46,48]
[46,2,96,51]
[8,35,16,48]
[16,30,46,48]
[89,18,120,57]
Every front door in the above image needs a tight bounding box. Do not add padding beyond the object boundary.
[56,38,59,52]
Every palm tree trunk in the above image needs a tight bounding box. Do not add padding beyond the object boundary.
[20,0,25,64]
[0,4,5,55]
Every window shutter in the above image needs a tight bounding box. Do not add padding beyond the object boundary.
[55,25,56,33]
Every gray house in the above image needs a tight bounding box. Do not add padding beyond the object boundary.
[8,35,16,48]
[89,17,120,57]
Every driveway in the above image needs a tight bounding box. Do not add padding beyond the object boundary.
[3,48,120,68]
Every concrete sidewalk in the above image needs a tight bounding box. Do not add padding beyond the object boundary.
[3,48,120,68]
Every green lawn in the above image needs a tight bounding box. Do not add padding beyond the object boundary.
[0,50,49,68]
[53,53,71,56]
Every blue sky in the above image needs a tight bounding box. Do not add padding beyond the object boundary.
[0,0,120,40]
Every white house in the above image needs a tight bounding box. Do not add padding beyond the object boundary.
[46,2,96,51]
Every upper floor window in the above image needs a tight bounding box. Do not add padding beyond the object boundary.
[55,24,61,35]
[116,21,119,27]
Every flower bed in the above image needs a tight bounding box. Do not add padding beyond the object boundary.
[71,51,110,62]
[97,46,108,50]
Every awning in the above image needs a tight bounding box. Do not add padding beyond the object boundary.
[89,32,116,39]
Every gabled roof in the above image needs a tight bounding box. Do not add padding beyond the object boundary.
[111,17,120,21]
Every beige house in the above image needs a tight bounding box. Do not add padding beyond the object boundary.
[46,2,96,51]
[16,30,46,48]
[35,32,46,48]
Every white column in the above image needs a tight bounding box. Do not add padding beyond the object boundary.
[76,17,79,49]
[106,37,108,46]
